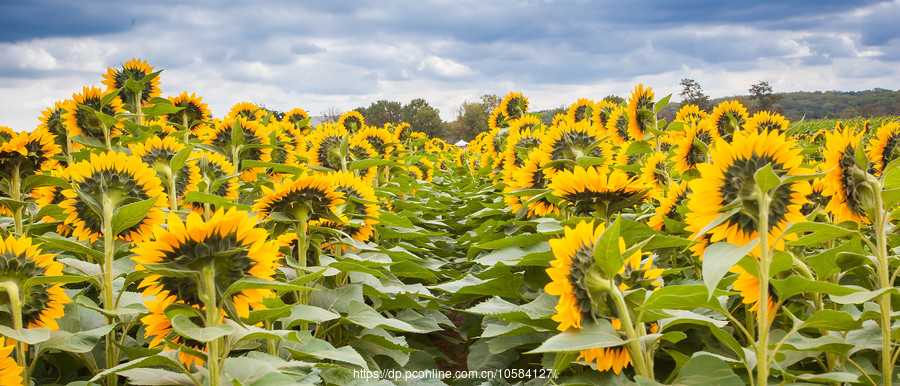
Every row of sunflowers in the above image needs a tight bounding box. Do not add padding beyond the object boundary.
[0,58,898,385]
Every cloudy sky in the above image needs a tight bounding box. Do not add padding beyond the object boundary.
[1,0,898,131]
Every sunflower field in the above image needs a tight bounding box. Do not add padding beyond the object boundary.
[1,59,899,386]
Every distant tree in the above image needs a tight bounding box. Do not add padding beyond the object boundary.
[602,95,625,105]
[322,106,342,123]
[358,100,402,127]
[481,94,502,113]
[402,98,445,139]
[679,78,711,112]
[749,81,783,113]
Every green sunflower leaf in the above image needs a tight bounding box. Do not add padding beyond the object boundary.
[89,351,190,384]
[0,325,51,345]
[170,314,235,343]
[110,195,160,237]
[232,118,245,147]
[654,94,672,112]
[672,355,744,386]
[21,174,69,192]
[222,276,313,299]
[753,163,780,194]
[99,89,121,106]
[702,241,758,299]
[594,217,623,278]
[168,145,194,172]
[36,233,105,262]
[526,320,630,353]
[142,102,184,118]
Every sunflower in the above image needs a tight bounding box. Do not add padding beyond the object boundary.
[685,129,809,252]
[133,209,279,317]
[338,111,365,132]
[640,152,668,198]
[545,221,661,373]
[605,105,630,145]
[129,136,200,208]
[730,265,778,321]
[348,137,379,180]
[484,126,511,170]
[626,84,655,141]
[866,121,900,174]
[592,100,618,134]
[227,102,264,121]
[134,209,279,366]
[0,129,60,180]
[183,151,239,215]
[141,295,208,367]
[648,181,690,231]
[60,151,168,243]
[549,166,648,217]
[823,126,870,223]
[488,106,509,132]
[0,235,71,330]
[672,119,718,175]
[31,165,73,235]
[201,117,272,181]
[62,86,126,143]
[164,92,210,135]
[322,170,379,242]
[501,92,529,120]
[101,58,161,105]
[0,127,13,142]
[38,100,71,152]
[539,119,607,174]
[354,126,398,160]
[502,122,543,173]
[283,108,311,134]
[253,172,345,222]
[567,98,594,124]
[675,104,707,123]
[708,100,748,141]
[745,111,789,134]
[0,338,23,385]
[509,151,559,218]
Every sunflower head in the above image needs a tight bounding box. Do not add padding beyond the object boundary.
[548,166,649,217]
[673,119,719,175]
[685,129,809,252]
[253,172,345,222]
[539,120,606,174]
[0,235,71,331]
[60,151,168,243]
[133,209,279,317]
[648,181,690,231]
[606,105,631,145]
[338,110,365,132]
[164,92,210,133]
[38,100,70,151]
[866,121,900,174]
[501,92,529,119]
[101,58,161,106]
[63,86,126,142]
[184,151,239,215]
[745,111,789,134]
[227,102,264,121]
[675,104,707,123]
[0,129,61,179]
[730,265,778,321]
[709,100,748,141]
[509,151,559,218]
[489,106,509,131]
[823,126,872,224]
[640,152,669,198]
[323,170,380,242]
[592,100,618,133]
[567,98,594,124]
[626,84,655,141]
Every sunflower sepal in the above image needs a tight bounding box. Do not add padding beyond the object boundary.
[111,194,165,237]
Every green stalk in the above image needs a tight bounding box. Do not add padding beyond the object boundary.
[165,168,178,212]
[294,208,311,312]
[606,276,651,378]
[201,265,222,386]
[0,282,28,386]
[10,163,22,236]
[182,111,191,144]
[873,181,893,386]
[756,188,771,386]
[101,195,118,386]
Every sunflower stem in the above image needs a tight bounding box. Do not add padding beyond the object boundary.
[0,282,28,386]
[873,180,893,386]
[756,187,771,386]
[608,280,651,378]
[101,195,118,386]
[201,265,222,386]
[10,163,22,236]
[295,208,311,321]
